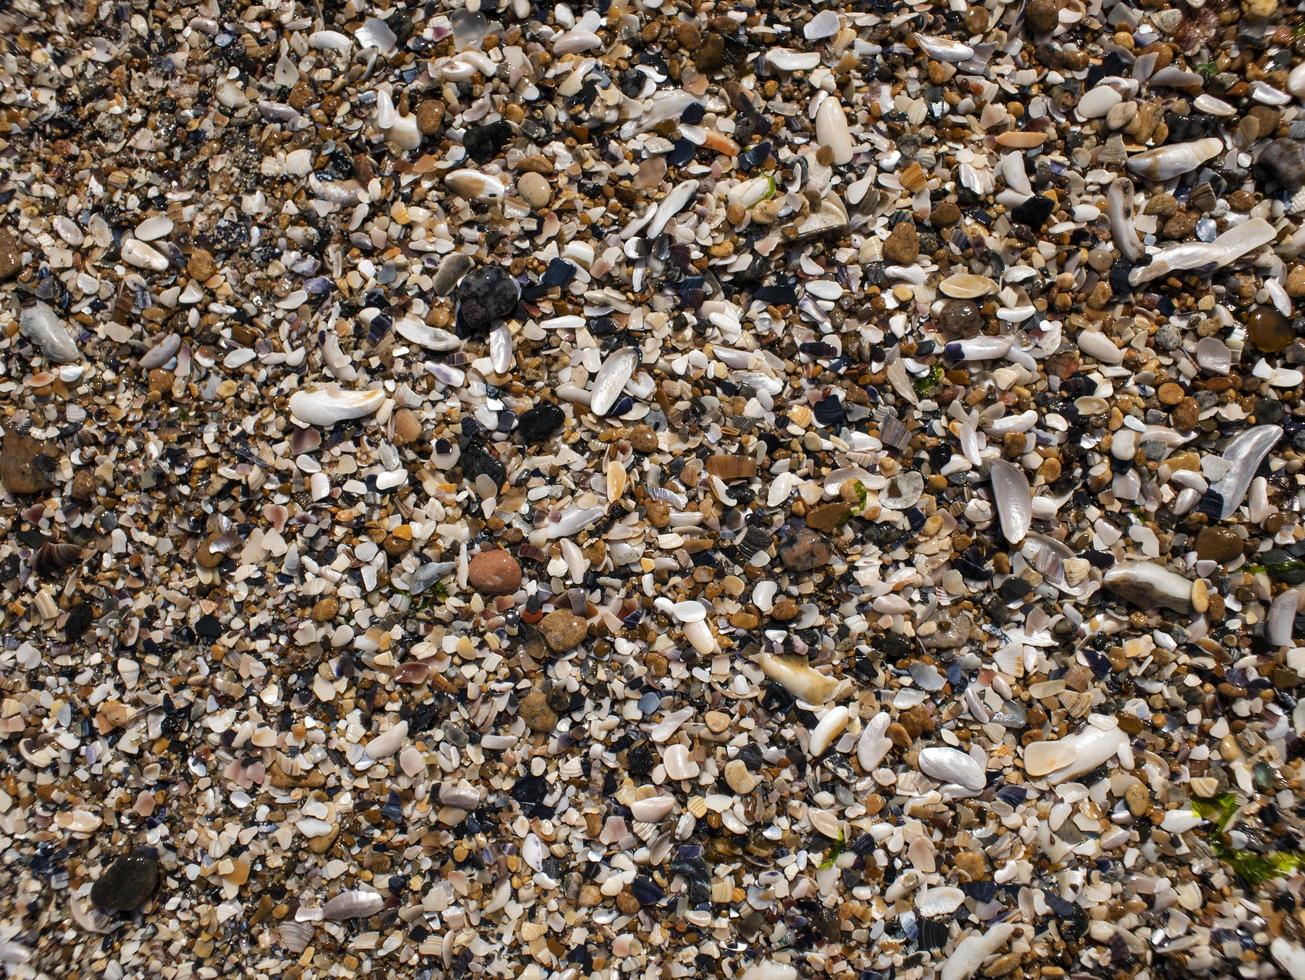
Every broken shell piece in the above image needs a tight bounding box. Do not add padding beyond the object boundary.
[589,346,640,417]
[1023,739,1078,777]
[1203,424,1282,519]
[289,387,385,426]
[940,923,1017,980]
[757,654,838,704]
[815,98,853,166]
[445,169,508,200]
[914,34,974,63]
[939,273,997,298]
[19,302,81,363]
[1103,561,1194,612]
[808,705,849,756]
[918,746,986,792]
[321,890,384,921]
[989,459,1032,545]
[1126,138,1223,181]
[1044,723,1129,785]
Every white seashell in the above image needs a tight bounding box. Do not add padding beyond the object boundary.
[122,238,169,271]
[1045,723,1129,785]
[309,30,352,52]
[766,48,821,71]
[445,169,507,200]
[1126,138,1223,181]
[918,746,985,792]
[1132,217,1277,285]
[683,619,718,655]
[589,346,639,417]
[364,720,408,761]
[1251,81,1290,106]
[647,180,699,238]
[989,459,1032,545]
[914,34,974,63]
[939,273,996,298]
[1291,63,1305,101]
[805,10,840,40]
[1161,809,1204,833]
[662,743,700,781]
[1103,561,1193,612]
[134,215,173,241]
[668,599,706,623]
[1272,938,1305,980]
[808,705,849,756]
[553,29,601,55]
[19,302,80,363]
[1077,330,1124,364]
[355,17,397,53]
[321,890,384,920]
[757,654,838,704]
[606,459,627,502]
[940,923,1017,980]
[629,794,676,822]
[856,712,892,771]
[489,324,513,374]
[815,97,854,166]
[1269,589,1299,647]
[1023,739,1078,777]
[729,175,776,209]
[1193,94,1236,117]
[917,886,966,917]
[1076,86,1121,120]
[396,317,461,351]
[1107,175,1142,257]
[289,387,385,426]
[1207,425,1282,519]
[740,964,798,980]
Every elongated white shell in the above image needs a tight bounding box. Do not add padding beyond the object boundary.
[445,169,507,200]
[856,711,892,771]
[1126,138,1222,181]
[989,459,1031,545]
[914,34,974,63]
[1103,561,1193,612]
[808,705,849,756]
[815,97,853,165]
[1131,217,1277,285]
[629,794,675,822]
[19,302,80,363]
[589,346,639,417]
[289,387,385,426]
[395,317,461,351]
[363,720,408,762]
[647,180,699,238]
[1272,938,1305,980]
[766,48,820,71]
[918,746,985,792]
[917,885,965,917]
[321,889,384,920]
[757,654,838,704]
[489,324,513,374]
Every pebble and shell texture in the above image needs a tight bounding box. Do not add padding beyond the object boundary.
[4,0,1305,977]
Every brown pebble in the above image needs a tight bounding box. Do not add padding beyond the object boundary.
[311,596,340,621]
[520,690,559,733]
[468,550,523,595]
[1,429,56,495]
[0,227,21,280]
[1195,526,1242,563]
[539,608,588,653]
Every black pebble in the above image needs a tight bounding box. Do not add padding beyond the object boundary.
[516,404,565,443]
[455,267,519,337]
[460,442,505,488]
[91,852,159,912]
[462,120,512,164]
[1010,194,1055,228]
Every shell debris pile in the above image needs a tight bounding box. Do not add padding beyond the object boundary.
[9,0,1305,975]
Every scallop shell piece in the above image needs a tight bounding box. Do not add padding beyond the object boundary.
[1023,739,1078,777]
[757,653,838,704]
[1125,138,1223,181]
[939,273,997,298]
[589,346,639,417]
[918,746,986,792]
[989,459,1032,545]
[289,386,385,426]
[914,33,974,63]
[19,302,81,363]
[444,169,507,200]
[321,889,385,921]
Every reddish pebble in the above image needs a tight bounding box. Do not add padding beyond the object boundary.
[468,549,522,595]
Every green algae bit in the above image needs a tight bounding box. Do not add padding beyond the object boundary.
[1192,793,1305,887]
